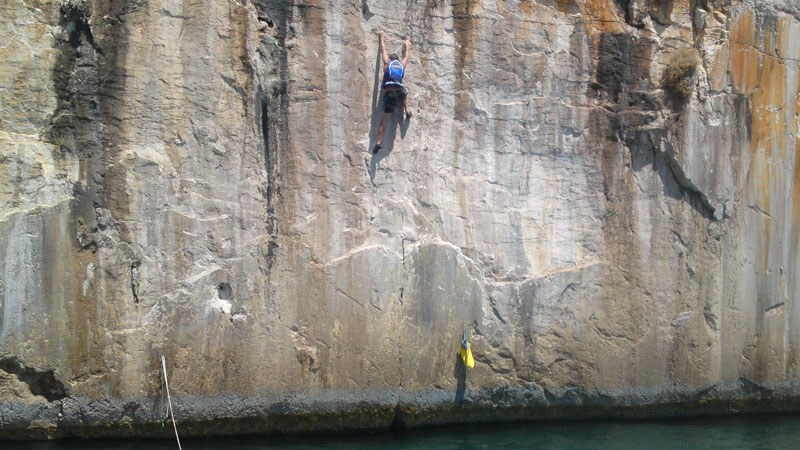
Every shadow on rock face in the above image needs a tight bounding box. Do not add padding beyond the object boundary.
[0,358,67,402]
[368,112,408,181]
[454,352,467,405]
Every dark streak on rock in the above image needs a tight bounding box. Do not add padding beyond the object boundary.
[60,2,103,55]
[764,302,785,313]
[253,0,294,271]
[595,33,653,105]
[614,0,633,27]
[131,260,141,304]
[452,0,478,123]
[260,97,273,205]
[217,282,233,300]
[361,0,374,21]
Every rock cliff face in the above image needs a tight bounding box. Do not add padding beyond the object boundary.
[2,0,800,439]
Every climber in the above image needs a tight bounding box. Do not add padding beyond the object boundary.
[373,31,412,154]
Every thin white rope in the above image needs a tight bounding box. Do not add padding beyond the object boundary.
[161,355,183,450]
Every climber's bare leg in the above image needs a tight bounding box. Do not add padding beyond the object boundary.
[374,112,390,153]
[377,112,390,145]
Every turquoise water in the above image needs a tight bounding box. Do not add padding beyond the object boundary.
[4,415,800,449]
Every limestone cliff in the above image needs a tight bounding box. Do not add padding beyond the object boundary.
[1,0,800,439]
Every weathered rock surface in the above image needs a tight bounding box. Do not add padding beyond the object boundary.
[1,0,800,439]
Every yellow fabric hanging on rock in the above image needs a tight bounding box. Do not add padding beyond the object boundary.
[460,341,475,368]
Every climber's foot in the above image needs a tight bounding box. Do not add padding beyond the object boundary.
[373,143,382,154]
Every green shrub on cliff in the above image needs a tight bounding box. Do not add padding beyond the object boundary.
[59,0,86,14]
[59,0,88,39]
[664,48,701,98]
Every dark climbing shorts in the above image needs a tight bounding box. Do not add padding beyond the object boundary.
[382,87,408,113]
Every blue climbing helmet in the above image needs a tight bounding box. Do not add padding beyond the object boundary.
[383,59,405,88]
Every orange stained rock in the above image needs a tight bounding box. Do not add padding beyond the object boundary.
[730,10,759,94]
[553,0,578,14]
[505,0,536,46]
[730,13,795,181]
[728,11,800,273]
[574,0,625,35]
[750,22,786,162]
[520,0,534,16]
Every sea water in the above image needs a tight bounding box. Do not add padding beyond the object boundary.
[3,415,800,449]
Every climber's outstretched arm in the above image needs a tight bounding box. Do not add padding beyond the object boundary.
[402,37,411,67]
[378,31,390,66]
